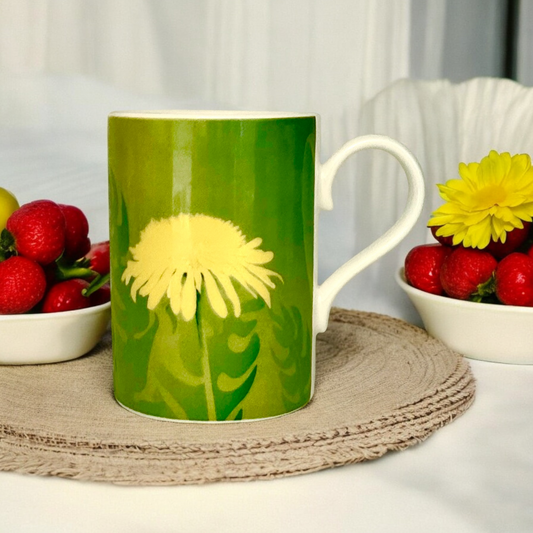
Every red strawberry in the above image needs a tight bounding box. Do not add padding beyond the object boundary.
[0,256,47,314]
[429,226,455,247]
[484,222,531,259]
[43,263,59,288]
[42,279,90,313]
[495,253,533,306]
[90,283,110,306]
[59,204,91,260]
[440,247,497,300]
[6,200,65,265]
[404,244,453,295]
[85,241,110,275]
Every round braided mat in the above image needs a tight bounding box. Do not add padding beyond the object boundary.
[0,308,475,485]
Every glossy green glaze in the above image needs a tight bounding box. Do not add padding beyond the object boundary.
[109,116,315,421]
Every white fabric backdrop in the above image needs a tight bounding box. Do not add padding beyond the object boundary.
[2,5,533,533]
[0,0,527,316]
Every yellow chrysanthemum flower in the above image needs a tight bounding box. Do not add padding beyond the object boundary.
[122,213,281,321]
[428,150,533,249]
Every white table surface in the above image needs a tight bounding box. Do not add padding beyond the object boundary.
[1,126,533,533]
[1,359,532,533]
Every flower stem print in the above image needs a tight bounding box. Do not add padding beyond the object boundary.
[121,213,281,421]
[196,293,217,420]
[109,174,160,399]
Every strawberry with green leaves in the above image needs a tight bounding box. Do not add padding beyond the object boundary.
[90,283,111,306]
[439,247,497,301]
[42,279,91,313]
[0,196,110,315]
[3,200,66,265]
[51,239,109,285]
[42,274,110,312]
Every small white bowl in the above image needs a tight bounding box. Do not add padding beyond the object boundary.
[396,268,533,364]
[0,302,111,365]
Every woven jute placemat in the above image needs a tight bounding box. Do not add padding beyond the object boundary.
[0,308,475,485]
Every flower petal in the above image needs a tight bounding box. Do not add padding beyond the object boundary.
[452,228,468,246]
[469,217,492,248]
[130,273,149,300]
[167,273,183,316]
[463,211,489,226]
[203,270,228,318]
[193,270,203,292]
[146,269,175,310]
[509,203,533,220]
[246,264,281,288]
[245,237,263,249]
[216,273,241,317]
[241,249,274,265]
[458,162,480,191]
[235,269,272,307]
[436,223,463,237]
[181,274,197,321]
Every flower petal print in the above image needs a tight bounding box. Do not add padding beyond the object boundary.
[428,151,533,249]
[122,214,282,321]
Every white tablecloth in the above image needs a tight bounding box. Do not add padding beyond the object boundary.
[1,105,533,533]
[1,359,532,532]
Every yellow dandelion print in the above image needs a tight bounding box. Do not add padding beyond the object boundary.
[428,150,533,249]
[122,213,281,321]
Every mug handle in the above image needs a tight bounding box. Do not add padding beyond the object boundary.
[315,134,425,333]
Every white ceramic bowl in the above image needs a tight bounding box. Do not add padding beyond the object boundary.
[396,268,533,364]
[0,302,111,365]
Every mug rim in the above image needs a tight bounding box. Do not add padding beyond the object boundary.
[109,110,317,120]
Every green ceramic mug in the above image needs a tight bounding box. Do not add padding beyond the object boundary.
[108,111,424,422]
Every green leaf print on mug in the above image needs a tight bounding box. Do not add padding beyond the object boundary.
[109,174,160,397]
[121,213,283,421]
[270,306,312,412]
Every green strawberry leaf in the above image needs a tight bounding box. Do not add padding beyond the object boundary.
[55,254,97,281]
[82,273,110,297]
[471,273,496,302]
[0,229,16,261]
